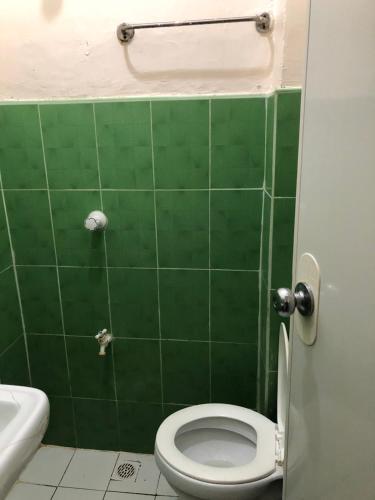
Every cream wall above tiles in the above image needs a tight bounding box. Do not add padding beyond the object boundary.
[0,0,308,99]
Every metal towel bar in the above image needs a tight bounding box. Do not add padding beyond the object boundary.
[117,12,272,43]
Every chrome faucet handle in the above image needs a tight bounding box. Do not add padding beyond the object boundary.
[273,282,315,318]
[94,329,113,356]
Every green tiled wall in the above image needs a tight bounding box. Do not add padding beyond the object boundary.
[0,90,300,451]
[0,97,263,452]
[259,90,301,419]
[0,163,30,386]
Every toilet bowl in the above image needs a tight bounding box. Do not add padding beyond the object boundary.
[155,323,289,500]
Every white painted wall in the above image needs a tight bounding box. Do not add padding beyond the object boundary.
[0,0,308,100]
[282,0,309,87]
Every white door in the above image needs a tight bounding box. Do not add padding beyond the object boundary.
[284,1,375,499]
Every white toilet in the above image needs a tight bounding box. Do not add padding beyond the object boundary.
[155,324,289,500]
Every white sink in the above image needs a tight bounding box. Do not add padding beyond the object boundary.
[0,385,49,498]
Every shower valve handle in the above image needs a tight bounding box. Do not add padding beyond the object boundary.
[84,210,108,231]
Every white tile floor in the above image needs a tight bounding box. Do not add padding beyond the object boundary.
[6,446,178,500]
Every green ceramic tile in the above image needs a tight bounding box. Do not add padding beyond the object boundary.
[163,404,189,418]
[28,334,70,396]
[67,336,115,399]
[274,91,301,197]
[260,281,269,359]
[271,198,295,289]
[152,100,209,189]
[0,268,22,354]
[95,101,153,189]
[74,399,119,450]
[265,95,275,194]
[118,401,163,453]
[40,103,99,189]
[43,396,76,447]
[211,271,259,343]
[258,353,266,415]
[0,197,11,270]
[266,371,278,421]
[60,267,109,336]
[162,340,209,404]
[0,336,30,386]
[109,268,158,339]
[115,339,161,402]
[211,98,265,188]
[18,266,62,334]
[156,191,209,268]
[159,269,209,340]
[0,105,45,189]
[211,342,257,408]
[51,190,105,266]
[5,190,55,265]
[261,193,271,281]
[103,191,156,267]
[210,190,262,270]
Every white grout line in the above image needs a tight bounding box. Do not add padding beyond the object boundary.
[16,264,56,268]
[154,187,263,191]
[56,448,77,488]
[2,188,47,191]
[16,263,260,273]
[208,99,212,402]
[92,103,120,446]
[3,187,264,192]
[63,396,119,403]
[264,189,272,199]
[37,105,78,446]
[0,168,32,384]
[149,100,164,412]
[46,395,250,408]
[25,333,257,345]
[160,267,259,273]
[11,261,32,374]
[264,92,279,413]
[256,97,268,411]
[156,472,163,496]
[257,207,265,410]
[0,264,12,275]
[0,93,270,106]
[0,334,24,359]
[106,451,121,491]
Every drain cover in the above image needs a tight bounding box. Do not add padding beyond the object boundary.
[111,459,140,482]
[117,462,136,479]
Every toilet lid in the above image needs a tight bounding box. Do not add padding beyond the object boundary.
[277,323,289,433]
[155,404,277,485]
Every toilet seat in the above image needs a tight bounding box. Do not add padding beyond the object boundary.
[155,403,278,485]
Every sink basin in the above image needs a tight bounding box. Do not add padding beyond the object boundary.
[0,385,49,498]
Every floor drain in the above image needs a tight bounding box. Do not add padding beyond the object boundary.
[117,462,136,479]
[111,459,141,482]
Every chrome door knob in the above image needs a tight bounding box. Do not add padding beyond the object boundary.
[273,282,314,318]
